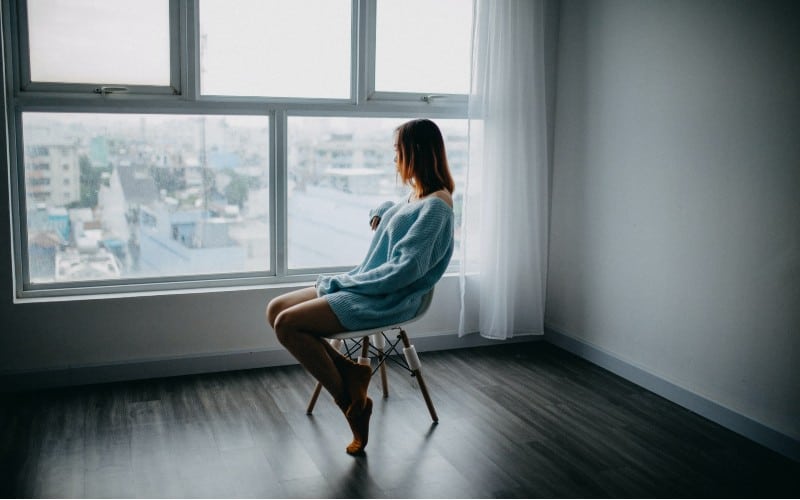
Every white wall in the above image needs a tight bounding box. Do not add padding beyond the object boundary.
[547,0,800,441]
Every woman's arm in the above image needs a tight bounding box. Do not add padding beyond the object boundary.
[318,203,453,296]
[368,200,395,231]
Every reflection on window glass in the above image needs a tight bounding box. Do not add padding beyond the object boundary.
[27,0,170,85]
[375,0,472,94]
[199,0,351,98]
[287,117,467,270]
[23,113,269,283]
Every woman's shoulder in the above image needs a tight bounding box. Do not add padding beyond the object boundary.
[407,192,455,230]
[422,190,454,208]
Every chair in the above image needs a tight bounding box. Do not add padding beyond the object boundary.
[306,288,439,422]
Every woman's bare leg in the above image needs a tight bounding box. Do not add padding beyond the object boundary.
[267,288,358,402]
[267,287,370,406]
[268,290,373,454]
[270,293,348,406]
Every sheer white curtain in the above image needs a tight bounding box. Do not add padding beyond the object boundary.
[458,0,550,339]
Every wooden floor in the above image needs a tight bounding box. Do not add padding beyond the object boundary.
[1,342,798,498]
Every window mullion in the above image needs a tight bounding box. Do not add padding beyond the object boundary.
[363,0,376,103]
[273,110,288,277]
[176,0,196,99]
[354,0,370,105]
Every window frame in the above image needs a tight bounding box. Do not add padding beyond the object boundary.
[364,0,470,105]
[16,0,183,96]
[2,0,469,300]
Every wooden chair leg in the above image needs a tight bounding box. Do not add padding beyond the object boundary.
[371,332,390,398]
[306,381,323,415]
[360,336,370,360]
[378,347,389,398]
[399,329,439,423]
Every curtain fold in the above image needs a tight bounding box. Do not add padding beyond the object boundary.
[458,0,550,339]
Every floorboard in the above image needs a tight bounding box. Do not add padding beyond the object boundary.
[1,342,798,498]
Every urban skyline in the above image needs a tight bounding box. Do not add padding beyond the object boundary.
[22,113,467,283]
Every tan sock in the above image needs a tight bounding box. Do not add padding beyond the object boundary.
[342,362,372,412]
[345,397,373,455]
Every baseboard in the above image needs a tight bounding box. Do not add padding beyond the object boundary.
[0,331,540,392]
[544,325,800,463]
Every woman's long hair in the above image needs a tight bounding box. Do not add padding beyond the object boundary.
[395,119,455,197]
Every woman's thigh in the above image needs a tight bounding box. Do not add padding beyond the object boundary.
[277,297,346,338]
[266,286,317,326]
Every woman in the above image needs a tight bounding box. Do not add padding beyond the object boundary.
[266,118,455,455]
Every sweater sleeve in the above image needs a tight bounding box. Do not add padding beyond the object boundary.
[319,203,452,296]
[368,201,395,221]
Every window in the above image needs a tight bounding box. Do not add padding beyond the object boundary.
[287,116,467,270]
[3,0,472,298]
[374,0,473,95]
[26,0,171,87]
[199,0,352,98]
[22,112,270,283]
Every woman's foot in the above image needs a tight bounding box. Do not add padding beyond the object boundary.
[341,361,372,412]
[345,397,373,455]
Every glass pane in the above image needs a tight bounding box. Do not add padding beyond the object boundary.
[23,113,270,284]
[199,0,351,98]
[287,117,467,270]
[27,0,170,86]
[375,0,472,94]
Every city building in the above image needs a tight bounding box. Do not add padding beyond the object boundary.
[24,141,80,207]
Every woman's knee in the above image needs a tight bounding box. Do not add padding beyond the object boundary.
[272,309,297,346]
[266,287,317,329]
[265,297,284,329]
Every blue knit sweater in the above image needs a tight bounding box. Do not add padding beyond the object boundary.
[316,196,454,331]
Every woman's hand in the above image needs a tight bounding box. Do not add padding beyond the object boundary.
[370,216,380,231]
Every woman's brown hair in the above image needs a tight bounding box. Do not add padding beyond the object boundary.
[395,119,455,197]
